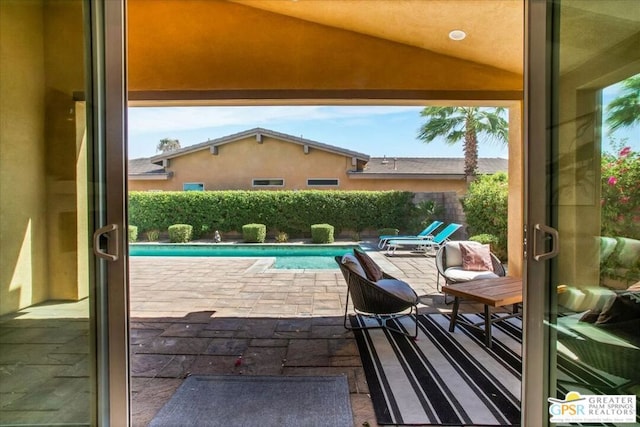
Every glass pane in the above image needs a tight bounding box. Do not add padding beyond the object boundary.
[0,1,96,425]
[549,1,639,424]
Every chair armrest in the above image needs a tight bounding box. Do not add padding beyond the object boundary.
[490,253,506,276]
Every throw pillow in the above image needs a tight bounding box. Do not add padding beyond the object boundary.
[459,242,493,271]
[341,253,367,278]
[353,249,384,282]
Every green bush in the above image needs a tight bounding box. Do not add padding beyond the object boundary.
[311,223,334,243]
[145,229,160,241]
[128,225,138,242]
[469,233,506,261]
[462,173,508,260]
[378,228,399,237]
[242,224,266,243]
[168,224,193,243]
[128,190,415,237]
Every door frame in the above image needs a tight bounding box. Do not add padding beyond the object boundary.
[88,0,130,424]
[522,0,553,425]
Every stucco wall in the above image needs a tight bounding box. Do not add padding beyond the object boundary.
[0,0,85,315]
[127,0,522,97]
[129,134,473,193]
[44,0,85,301]
[0,0,48,315]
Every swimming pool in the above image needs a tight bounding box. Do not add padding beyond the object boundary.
[128,244,357,269]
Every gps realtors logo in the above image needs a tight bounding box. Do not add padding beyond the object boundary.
[548,391,637,423]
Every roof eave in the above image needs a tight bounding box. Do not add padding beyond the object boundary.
[128,173,172,180]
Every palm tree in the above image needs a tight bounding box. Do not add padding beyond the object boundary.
[157,138,181,153]
[606,74,640,133]
[417,107,508,177]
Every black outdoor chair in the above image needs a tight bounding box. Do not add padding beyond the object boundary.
[335,256,419,338]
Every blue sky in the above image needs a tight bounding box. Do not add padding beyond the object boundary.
[128,82,638,160]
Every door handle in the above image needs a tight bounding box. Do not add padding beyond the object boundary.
[532,224,559,261]
[93,224,119,262]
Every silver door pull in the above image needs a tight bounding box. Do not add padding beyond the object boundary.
[93,224,119,262]
[532,224,559,261]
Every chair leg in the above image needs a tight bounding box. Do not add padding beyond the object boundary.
[436,274,453,305]
[344,303,418,338]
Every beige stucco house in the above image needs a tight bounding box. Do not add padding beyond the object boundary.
[129,128,508,193]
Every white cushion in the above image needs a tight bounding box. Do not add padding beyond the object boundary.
[376,279,418,303]
[443,267,499,282]
[557,286,587,311]
[581,287,617,311]
[341,253,367,278]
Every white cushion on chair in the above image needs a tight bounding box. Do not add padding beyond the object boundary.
[341,253,367,278]
[376,279,418,303]
[444,267,499,282]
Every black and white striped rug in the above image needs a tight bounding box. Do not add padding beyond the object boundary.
[351,313,522,426]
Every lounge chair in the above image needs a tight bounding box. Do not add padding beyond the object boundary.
[335,252,419,337]
[435,240,505,300]
[377,220,444,249]
[385,223,462,255]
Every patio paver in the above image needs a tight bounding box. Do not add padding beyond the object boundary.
[129,245,456,427]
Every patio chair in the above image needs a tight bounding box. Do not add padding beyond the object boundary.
[385,223,462,255]
[435,240,506,300]
[377,220,444,248]
[335,254,419,338]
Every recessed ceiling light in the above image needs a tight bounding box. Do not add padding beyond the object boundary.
[449,30,466,41]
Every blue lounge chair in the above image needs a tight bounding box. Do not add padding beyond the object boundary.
[377,220,444,249]
[385,223,463,255]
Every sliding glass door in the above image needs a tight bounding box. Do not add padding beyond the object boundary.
[524,1,640,425]
[0,0,128,425]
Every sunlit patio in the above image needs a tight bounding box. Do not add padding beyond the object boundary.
[127,242,498,427]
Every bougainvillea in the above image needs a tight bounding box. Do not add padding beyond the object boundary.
[601,145,640,239]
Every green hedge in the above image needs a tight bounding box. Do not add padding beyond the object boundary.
[378,228,399,237]
[242,224,266,243]
[128,190,415,237]
[462,173,508,260]
[128,225,138,242]
[168,224,193,243]
[311,224,334,243]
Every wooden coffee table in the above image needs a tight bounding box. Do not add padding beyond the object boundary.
[442,277,522,348]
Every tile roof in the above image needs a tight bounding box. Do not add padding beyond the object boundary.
[128,156,508,177]
[128,157,167,175]
[360,157,508,176]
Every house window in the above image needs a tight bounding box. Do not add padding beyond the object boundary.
[252,179,284,187]
[183,182,204,191]
[307,179,339,187]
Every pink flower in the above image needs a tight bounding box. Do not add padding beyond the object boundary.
[619,146,632,157]
[600,199,606,206]
[607,176,618,186]
[620,196,630,204]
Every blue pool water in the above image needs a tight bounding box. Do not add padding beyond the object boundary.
[129,244,356,269]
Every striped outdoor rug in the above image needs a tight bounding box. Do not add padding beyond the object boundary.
[351,313,522,426]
